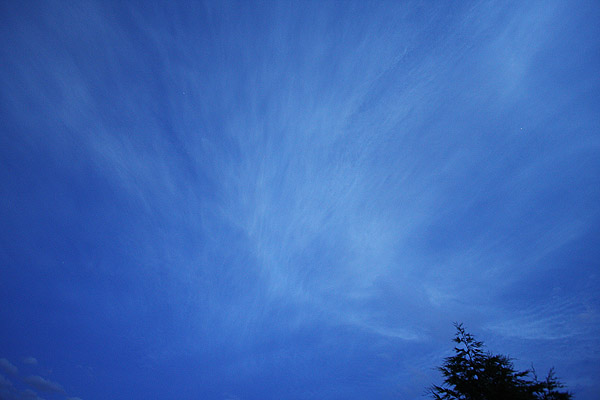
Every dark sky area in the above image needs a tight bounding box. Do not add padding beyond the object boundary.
[1,1,599,399]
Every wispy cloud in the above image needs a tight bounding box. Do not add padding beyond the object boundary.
[23,376,64,394]
[0,374,45,400]
[487,296,599,341]
[0,358,78,400]
[6,1,591,355]
[1,0,598,398]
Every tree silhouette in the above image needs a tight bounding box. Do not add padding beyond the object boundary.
[429,323,572,400]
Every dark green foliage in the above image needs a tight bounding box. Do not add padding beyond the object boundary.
[429,323,572,400]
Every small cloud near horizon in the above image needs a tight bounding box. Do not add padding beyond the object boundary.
[0,358,18,375]
[23,375,65,394]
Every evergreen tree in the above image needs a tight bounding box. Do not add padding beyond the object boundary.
[429,323,572,400]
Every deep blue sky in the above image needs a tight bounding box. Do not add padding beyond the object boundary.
[1,1,599,399]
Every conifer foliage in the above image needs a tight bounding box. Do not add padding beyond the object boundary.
[429,323,572,400]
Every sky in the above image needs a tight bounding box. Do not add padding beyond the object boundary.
[1,0,599,399]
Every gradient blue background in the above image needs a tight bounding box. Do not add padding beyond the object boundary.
[1,1,599,399]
